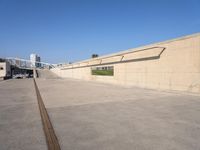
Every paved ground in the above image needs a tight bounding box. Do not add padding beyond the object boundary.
[1,70,200,150]
[0,79,47,150]
[35,70,200,150]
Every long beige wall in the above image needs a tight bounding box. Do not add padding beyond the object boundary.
[51,33,200,94]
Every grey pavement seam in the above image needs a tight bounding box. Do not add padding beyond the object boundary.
[33,79,61,150]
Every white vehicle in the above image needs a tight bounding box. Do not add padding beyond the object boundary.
[12,74,29,79]
[0,61,11,79]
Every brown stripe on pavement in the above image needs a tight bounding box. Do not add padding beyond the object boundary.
[33,79,61,150]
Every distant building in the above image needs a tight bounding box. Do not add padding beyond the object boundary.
[0,61,11,79]
[30,54,41,68]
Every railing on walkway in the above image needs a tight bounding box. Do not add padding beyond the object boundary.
[5,57,55,70]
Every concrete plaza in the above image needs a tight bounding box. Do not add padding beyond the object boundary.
[37,71,200,150]
[0,73,200,149]
[0,79,47,150]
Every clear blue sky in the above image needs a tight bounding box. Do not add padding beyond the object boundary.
[0,0,200,63]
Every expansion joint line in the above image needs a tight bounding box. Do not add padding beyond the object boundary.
[33,79,61,150]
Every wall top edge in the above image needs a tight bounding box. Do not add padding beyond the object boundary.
[60,32,200,67]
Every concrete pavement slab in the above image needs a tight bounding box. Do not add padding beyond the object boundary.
[0,79,47,150]
[36,77,200,150]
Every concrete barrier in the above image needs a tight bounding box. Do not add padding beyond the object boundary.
[51,33,200,94]
[33,68,38,78]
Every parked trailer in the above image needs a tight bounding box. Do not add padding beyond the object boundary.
[0,62,11,80]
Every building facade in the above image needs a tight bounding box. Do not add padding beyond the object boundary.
[0,61,11,79]
[30,54,41,68]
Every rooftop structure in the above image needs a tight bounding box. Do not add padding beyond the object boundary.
[30,53,41,68]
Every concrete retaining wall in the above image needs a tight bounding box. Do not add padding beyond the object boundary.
[51,33,200,94]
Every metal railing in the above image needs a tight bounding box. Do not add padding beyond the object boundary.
[5,57,55,70]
